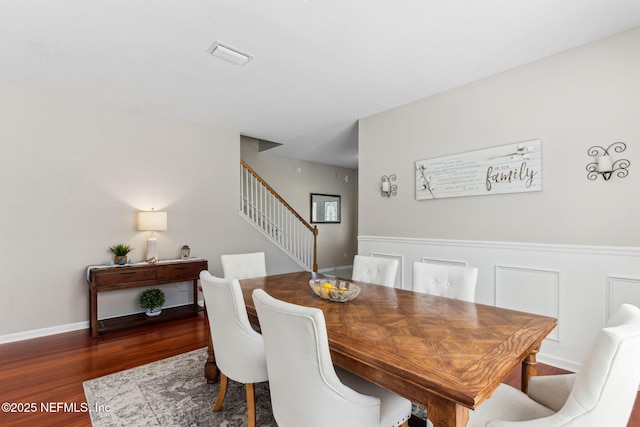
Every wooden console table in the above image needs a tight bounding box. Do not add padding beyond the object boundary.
[88,258,208,338]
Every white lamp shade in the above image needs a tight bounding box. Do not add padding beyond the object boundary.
[137,211,168,231]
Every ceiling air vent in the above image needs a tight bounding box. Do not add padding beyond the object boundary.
[207,42,253,66]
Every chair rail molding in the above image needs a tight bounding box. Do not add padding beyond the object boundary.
[358,235,640,372]
[358,235,640,257]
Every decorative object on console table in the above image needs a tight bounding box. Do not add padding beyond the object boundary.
[181,245,190,260]
[586,142,630,181]
[140,288,166,316]
[108,243,133,265]
[137,208,168,261]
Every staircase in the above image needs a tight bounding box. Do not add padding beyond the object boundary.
[240,160,318,272]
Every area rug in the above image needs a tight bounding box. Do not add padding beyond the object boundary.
[83,348,276,427]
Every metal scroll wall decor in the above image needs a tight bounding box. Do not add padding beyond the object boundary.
[380,174,397,197]
[586,142,630,181]
[415,140,542,200]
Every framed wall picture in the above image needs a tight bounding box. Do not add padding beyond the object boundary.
[415,140,542,200]
[310,193,341,224]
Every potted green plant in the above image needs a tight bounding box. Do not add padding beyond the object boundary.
[108,243,133,265]
[139,288,165,316]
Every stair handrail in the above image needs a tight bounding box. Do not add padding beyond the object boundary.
[240,159,318,272]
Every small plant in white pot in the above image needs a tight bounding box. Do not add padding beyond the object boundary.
[139,288,165,317]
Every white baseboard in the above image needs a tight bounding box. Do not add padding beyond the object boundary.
[537,353,580,373]
[318,264,353,273]
[0,301,208,345]
[0,321,89,344]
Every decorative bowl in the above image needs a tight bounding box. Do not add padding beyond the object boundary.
[309,279,360,302]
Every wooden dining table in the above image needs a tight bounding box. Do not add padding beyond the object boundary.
[204,271,557,427]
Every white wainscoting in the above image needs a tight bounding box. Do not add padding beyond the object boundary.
[495,265,559,341]
[607,276,640,320]
[358,235,640,372]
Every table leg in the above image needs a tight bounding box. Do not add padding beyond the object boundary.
[90,288,98,338]
[193,279,198,309]
[521,348,539,394]
[204,317,219,384]
[426,394,469,427]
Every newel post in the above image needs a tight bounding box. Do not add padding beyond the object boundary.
[312,225,318,272]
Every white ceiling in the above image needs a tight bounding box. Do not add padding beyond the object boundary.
[2,1,640,169]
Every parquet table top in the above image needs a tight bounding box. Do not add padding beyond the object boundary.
[239,271,556,427]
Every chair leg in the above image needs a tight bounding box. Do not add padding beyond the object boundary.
[245,383,256,427]
[213,373,228,412]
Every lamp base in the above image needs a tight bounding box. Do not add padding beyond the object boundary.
[146,237,159,261]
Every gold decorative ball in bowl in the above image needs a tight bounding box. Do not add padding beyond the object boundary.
[309,279,360,302]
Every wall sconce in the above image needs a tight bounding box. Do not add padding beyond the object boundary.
[586,142,630,181]
[380,174,397,197]
[138,209,168,262]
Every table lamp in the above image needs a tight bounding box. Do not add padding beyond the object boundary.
[137,209,167,261]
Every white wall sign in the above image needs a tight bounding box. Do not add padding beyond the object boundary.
[415,140,542,200]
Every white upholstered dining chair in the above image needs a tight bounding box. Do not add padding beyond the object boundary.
[466,303,640,426]
[352,255,399,287]
[412,262,478,425]
[252,288,412,427]
[199,271,268,427]
[221,251,266,280]
[525,301,640,414]
[411,262,478,302]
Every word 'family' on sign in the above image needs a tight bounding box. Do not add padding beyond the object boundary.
[415,140,542,200]
[485,161,538,191]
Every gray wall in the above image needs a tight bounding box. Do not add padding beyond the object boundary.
[356,26,640,370]
[0,82,300,339]
[241,137,358,270]
[359,27,640,246]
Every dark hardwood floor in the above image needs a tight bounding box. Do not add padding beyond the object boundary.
[0,315,209,426]
[1,315,638,426]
